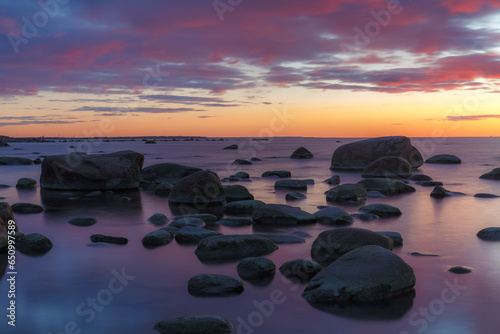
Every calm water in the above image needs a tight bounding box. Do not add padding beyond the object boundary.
[1,137,500,334]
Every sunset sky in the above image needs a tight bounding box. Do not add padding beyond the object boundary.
[1,0,500,138]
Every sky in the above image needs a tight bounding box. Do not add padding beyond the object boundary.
[1,0,500,138]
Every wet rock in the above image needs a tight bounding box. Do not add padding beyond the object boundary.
[480,168,500,180]
[279,259,323,283]
[169,217,205,229]
[11,203,43,214]
[168,171,225,205]
[285,192,307,200]
[253,233,305,244]
[303,245,416,303]
[0,202,14,223]
[223,144,238,150]
[377,232,403,247]
[357,178,415,195]
[237,257,276,280]
[359,204,402,218]
[351,213,379,221]
[250,157,261,161]
[430,186,452,198]
[188,274,244,297]
[195,235,278,262]
[425,154,461,164]
[223,185,254,202]
[91,234,128,245]
[16,233,53,255]
[448,266,473,274]
[474,193,500,198]
[33,158,42,165]
[262,170,291,178]
[311,227,393,267]
[367,191,385,198]
[232,171,249,179]
[68,217,97,227]
[314,207,353,226]
[40,151,144,190]
[16,178,37,189]
[217,217,253,227]
[147,213,169,226]
[153,315,233,334]
[409,174,433,182]
[330,136,423,170]
[477,227,500,241]
[409,252,439,257]
[290,147,314,159]
[154,182,174,197]
[0,157,34,165]
[141,163,202,184]
[141,229,174,248]
[419,181,443,187]
[232,159,252,165]
[172,214,218,224]
[252,204,316,226]
[324,175,340,185]
[275,179,308,191]
[325,184,367,203]
[362,156,413,178]
[175,226,222,244]
[223,200,266,216]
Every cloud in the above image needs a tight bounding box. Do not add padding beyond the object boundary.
[71,106,204,113]
[446,114,500,121]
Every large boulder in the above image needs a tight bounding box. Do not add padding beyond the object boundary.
[168,171,225,205]
[40,151,144,190]
[325,184,367,203]
[425,154,461,164]
[362,156,413,179]
[141,163,202,184]
[252,204,316,226]
[303,245,415,303]
[194,235,278,262]
[357,178,415,195]
[330,136,423,170]
[153,315,233,334]
[311,227,393,266]
[480,168,500,180]
[0,157,34,165]
[290,147,314,159]
[223,185,254,202]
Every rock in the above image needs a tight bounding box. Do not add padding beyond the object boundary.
[303,245,415,303]
[409,252,439,257]
[11,203,44,214]
[217,217,253,227]
[366,191,385,198]
[195,235,278,262]
[311,227,393,266]
[290,147,314,159]
[285,192,307,200]
[40,151,144,190]
[141,163,202,184]
[252,204,316,226]
[253,233,305,244]
[223,144,238,150]
[377,232,403,247]
[279,259,323,283]
[292,231,311,238]
[16,178,37,189]
[425,154,461,164]
[142,229,174,247]
[250,157,261,161]
[359,204,402,218]
[223,200,265,215]
[145,140,156,144]
[474,193,500,198]
[0,202,14,223]
[357,178,415,195]
[16,233,53,255]
[314,207,353,226]
[33,158,42,164]
[325,184,367,203]
[175,226,222,244]
[418,181,443,187]
[232,159,252,165]
[223,185,254,202]
[68,217,97,227]
[262,170,291,178]
[330,136,423,170]
[154,182,174,197]
[480,168,500,180]
[168,171,225,205]
[274,179,308,191]
[153,315,233,334]
[324,175,340,185]
[362,156,413,178]
[148,213,169,226]
[351,213,379,221]
[430,186,452,198]
[477,227,500,241]
[172,214,218,224]
[409,174,433,182]
[188,274,244,297]
[90,234,128,245]
[169,217,205,229]
[448,266,473,274]
[237,257,276,280]
[0,157,34,165]
[160,226,179,235]
[232,171,249,179]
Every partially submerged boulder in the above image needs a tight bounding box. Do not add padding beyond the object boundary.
[425,154,461,164]
[362,156,413,179]
[325,184,367,203]
[290,147,314,159]
[168,171,225,205]
[480,168,500,180]
[252,204,316,226]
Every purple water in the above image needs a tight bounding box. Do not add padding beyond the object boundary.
[1,137,500,334]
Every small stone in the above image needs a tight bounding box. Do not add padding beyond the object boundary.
[448,266,473,274]
[223,144,238,150]
[148,213,169,226]
[153,315,233,334]
[290,147,314,159]
[90,234,128,245]
[11,203,44,214]
[188,274,244,297]
[68,217,97,227]
[262,170,291,178]
[285,192,307,200]
[419,181,444,187]
[409,252,440,257]
[279,259,323,283]
[474,193,499,198]
[142,230,173,248]
[217,217,253,227]
[16,178,37,189]
[409,174,433,182]
[425,154,461,164]
[359,204,402,218]
[430,186,452,198]
[237,257,276,280]
[16,233,53,255]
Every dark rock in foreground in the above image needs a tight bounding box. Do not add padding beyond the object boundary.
[252,204,316,226]
[141,163,202,185]
[16,233,53,255]
[16,178,37,189]
[262,170,291,178]
[330,136,423,170]
[303,245,416,303]
[311,227,393,267]
[480,168,500,180]
[142,230,173,248]
[290,147,314,159]
[448,266,473,274]
[153,315,233,334]
[325,184,367,203]
[237,257,276,280]
[362,156,413,179]
[188,274,244,297]
[279,259,323,283]
[0,157,34,165]
[477,227,500,241]
[359,204,402,218]
[69,217,97,227]
[11,203,43,214]
[425,154,461,164]
[357,178,415,195]
[168,171,225,205]
[195,235,278,262]
[91,234,128,245]
[223,200,265,216]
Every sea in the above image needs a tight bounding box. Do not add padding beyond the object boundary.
[1,137,500,334]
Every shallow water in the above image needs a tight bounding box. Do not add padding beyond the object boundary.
[1,137,500,334]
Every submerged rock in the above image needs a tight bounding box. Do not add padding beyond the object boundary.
[351,213,379,221]
[237,257,276,280]
[194,235,278,262]
[172,214,218,224]
[0,157,34,165]
[474,193,500,198]
[480,168,500,180]
[325,184,367,203]
[223,200,265,215]
[477,227,500,241]
[147,213,169,226]
[262,170,291,178]
[357,178,415,195]
[314,207,353,226]
[223,185,254,202]
[252,204,316,226]
[188,274,244,297]
[285,192,307,201]
[279,259,323,283]
[409,174,433,182]
[425,154,461,164]
[175,226,222,244]
[153,315,233,334]
[362,156,413,179]
[142,229,174,248]
[217,217,253,227]
[430,186,452,198]
[169,217,205,229]
[168,171,225,205]
[275,179,308,191]
[324,175,340,185]
[91,234,128,245]
[377,232,403,247]
[418,181,443,187]
[68,217,97,227]
[16,178,37,189]
[253,233,305,244]
[448,266,473,274]
[223,144,238,150]
[16,233,53,255]
[232,159,252,165]
[141,163,202,184]
[11,203,43,214]
[359,204,402,218]
[290,147,314,159]
[232,171,249,179]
